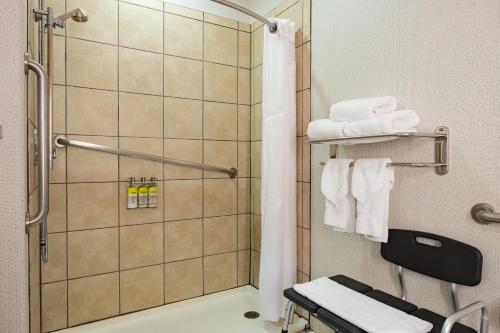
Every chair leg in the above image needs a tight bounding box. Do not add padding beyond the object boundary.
[282,300,295,333]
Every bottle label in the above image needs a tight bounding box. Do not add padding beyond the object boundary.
[148,186,158,208]
[138,186,148,208]
[127,186,138,209]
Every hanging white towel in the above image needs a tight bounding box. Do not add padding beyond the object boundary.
[329,96,397,122]
[343,110,420,137]
[259,19,297,322]
[352,159,394,243]
[293,277,433,333]
[307,119,346,140]
[321,159,356,233]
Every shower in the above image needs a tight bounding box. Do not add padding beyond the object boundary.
[55,8,88,25]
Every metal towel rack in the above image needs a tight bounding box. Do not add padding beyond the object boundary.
[55,136,238,178]
[315,126,449,175]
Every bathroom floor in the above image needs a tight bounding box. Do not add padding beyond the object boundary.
[56,286,307,333]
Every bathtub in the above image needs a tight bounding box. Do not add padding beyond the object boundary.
[57,286,307,333]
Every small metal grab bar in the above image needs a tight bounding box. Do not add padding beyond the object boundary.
[25,54,50,230]
[471,203,500,225]
[55,136,238,178]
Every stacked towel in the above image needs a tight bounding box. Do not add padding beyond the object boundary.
[343,110,420,137]
[307,97,420,140]
[329,96,397,122]
[321,159,356,233]
[352,159,395,243]
[307,119,346,140]
[294,277,433,333]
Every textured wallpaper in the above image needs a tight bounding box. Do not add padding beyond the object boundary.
[311,0,500,331]
[0,1,29,333]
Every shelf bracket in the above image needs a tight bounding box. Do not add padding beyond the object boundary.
[435,126,449,175]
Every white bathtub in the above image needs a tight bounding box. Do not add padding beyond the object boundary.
[57,286,307,333]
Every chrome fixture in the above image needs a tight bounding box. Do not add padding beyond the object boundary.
[209,0,278,33]
[471,203,500,225]
[316,126,449,175]
[25,54,50,263]
[25,54,50,230]
[55,8,88,24]
[55,136,238,178]
[33,6,88,171]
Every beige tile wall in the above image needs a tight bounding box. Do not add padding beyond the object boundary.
[249,0,312,317]
[40,1,252,331]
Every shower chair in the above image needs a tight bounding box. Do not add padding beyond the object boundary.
[282,229,488,333]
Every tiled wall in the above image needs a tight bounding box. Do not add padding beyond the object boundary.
[249,0,312,301]
[39,0,251,331]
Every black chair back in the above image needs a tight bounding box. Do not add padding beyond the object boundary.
[381,229,483,286]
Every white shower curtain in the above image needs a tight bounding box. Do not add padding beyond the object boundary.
[259,19,297,322]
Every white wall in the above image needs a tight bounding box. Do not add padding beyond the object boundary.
[311,0,500,330]
[245,0,284,16]
[0,1,29,332]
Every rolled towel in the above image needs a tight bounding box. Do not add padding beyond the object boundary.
[344,110,420,137]
[329,96,397,122]
[307,119,346,140]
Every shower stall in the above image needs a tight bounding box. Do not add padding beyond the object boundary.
[25,0,312,332]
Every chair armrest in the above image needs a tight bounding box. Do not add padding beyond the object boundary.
[441,301,488,333]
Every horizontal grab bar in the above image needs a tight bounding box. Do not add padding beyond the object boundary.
[55,136,238,178]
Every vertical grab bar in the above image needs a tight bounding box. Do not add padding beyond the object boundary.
[46,7,55,170]
[25,54,50,260]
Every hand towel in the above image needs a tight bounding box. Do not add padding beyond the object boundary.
[352,159,395,243]
[343,110,420,137]
[307,119,346,140]
[329,96,397,122]
[293,277,433,333]
[321,159,355,232]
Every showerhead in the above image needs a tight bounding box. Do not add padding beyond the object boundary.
[56,8,88,23]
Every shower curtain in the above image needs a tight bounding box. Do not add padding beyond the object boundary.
[259,19,297,322]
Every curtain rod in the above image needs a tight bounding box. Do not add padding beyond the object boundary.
[209,0,278,33]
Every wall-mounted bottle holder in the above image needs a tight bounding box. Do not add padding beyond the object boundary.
[127,177,158,209]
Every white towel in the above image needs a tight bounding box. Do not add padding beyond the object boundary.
[343,110,420,137]
[306,119,346,140]
[352,159,394,243]
[293,277,433,333]
[321,159,356,232]
[329,96,397,122]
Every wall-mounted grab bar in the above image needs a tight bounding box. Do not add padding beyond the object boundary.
[55,136,238,178]
[471,203,500,225]
[25,54,50,230]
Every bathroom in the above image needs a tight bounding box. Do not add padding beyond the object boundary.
[0,0,498,333]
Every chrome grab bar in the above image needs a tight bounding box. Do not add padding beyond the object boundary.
[471,203,500,225]
[55,136,238,178]
[25,54,50,230]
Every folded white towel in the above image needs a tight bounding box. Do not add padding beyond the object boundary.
[321,159,355,233]
[307,119,346,140]
[352,159,394,243]
[294,277,433,333]
[343,110,420,137]
[329,96,397,122]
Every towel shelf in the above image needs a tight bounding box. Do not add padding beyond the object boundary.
[313,126,449,175]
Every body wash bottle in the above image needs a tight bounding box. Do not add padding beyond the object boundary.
[127,177,138,209]
[138,177,148,208]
